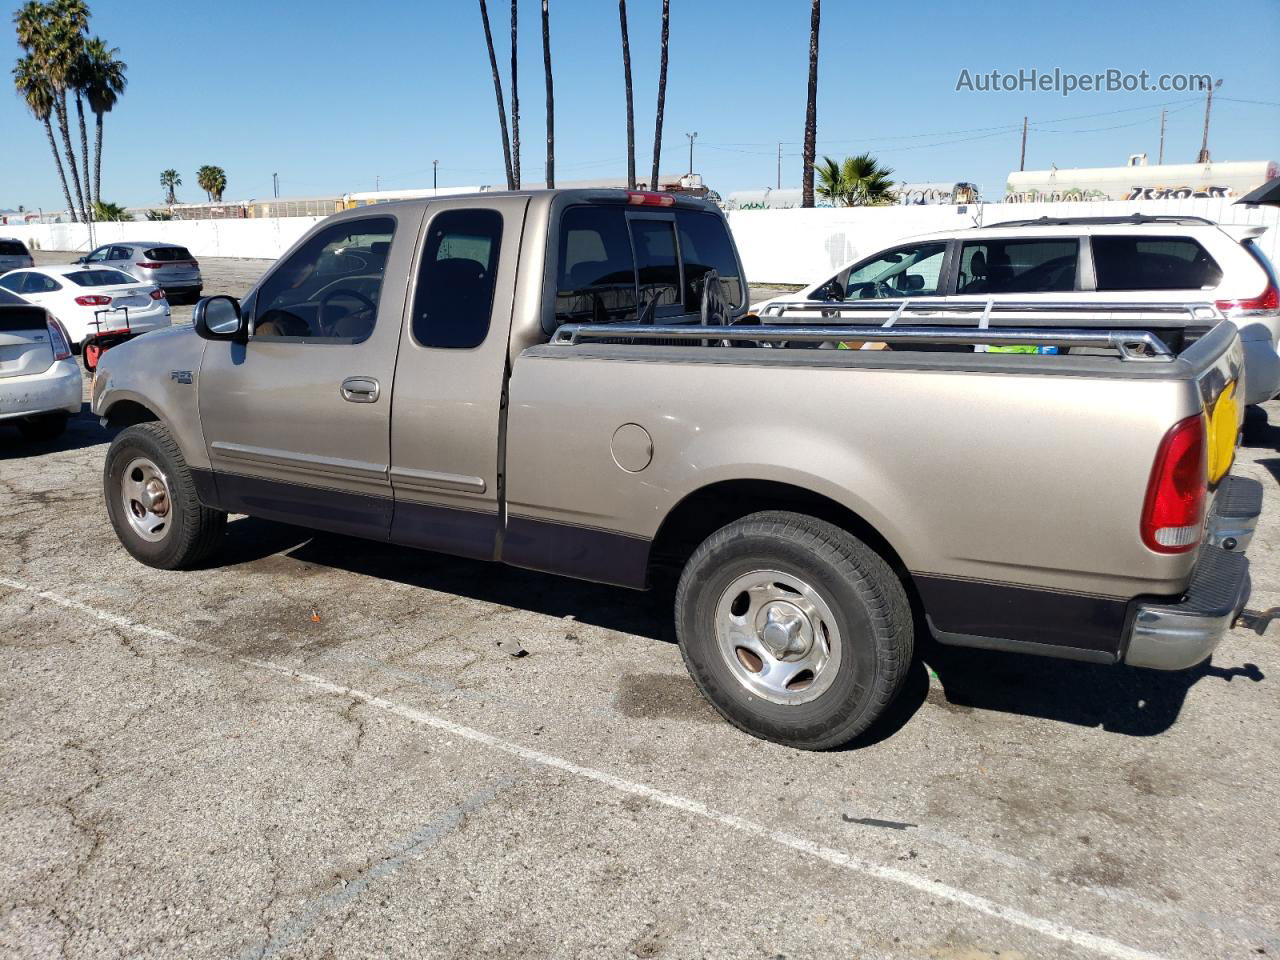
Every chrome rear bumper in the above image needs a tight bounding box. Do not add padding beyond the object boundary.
[1125,475,1261,670]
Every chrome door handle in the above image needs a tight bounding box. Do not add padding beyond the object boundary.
[340,377,380,403]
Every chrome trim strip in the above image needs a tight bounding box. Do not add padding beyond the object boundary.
[209,441,388,480]
[389,465,487,494]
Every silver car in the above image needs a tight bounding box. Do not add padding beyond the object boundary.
[78,241,202,302]
[0,237,35,275]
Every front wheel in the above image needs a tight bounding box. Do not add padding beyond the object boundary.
[103,422,226,569]
[675,511,913,750]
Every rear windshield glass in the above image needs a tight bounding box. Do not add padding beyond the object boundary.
[144,246,193,262]
[677,210,743,308]
[67,269,137,287]
[555,206,639,325]
[0,240,29,256]
[1093,235,1222,291]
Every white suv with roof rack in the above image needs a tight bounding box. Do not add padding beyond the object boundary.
[753,214,1280,405]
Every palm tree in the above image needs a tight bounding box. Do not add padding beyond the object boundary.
[16,0,91,221]
[46,0,90,221]
[509,0,520,189]
[91,199,128,221]
[815,154,896,206]
[81,37,126,211]
[13,55,76,219]
[650,0,669,191]
[196,165,227,202]
[477,0,513,189]
[618,0,635,189]
[801,0,820,208]
[160,169,181,205]
[541,0,554,189]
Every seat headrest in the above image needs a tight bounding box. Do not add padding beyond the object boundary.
[969,250,987,277]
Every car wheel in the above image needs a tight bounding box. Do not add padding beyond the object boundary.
[103,422,226,569]
[675,511,913,750]
[17,413,68,442]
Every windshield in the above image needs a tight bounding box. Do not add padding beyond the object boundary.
[67,269,138,287]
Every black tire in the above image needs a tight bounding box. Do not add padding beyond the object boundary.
[103,422,226,569]
[17,413,68,442]
[674,511,913,750]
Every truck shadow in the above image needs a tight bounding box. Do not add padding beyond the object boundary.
[218,518,1266,746]
[913,636,1264,738]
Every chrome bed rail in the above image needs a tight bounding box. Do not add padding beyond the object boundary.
[549,322,1176,361]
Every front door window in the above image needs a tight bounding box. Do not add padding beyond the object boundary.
[842,243,947,299]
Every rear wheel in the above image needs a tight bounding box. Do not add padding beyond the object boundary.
[675,511,913,750]
[104,422,226,569]
[17,413,68,442]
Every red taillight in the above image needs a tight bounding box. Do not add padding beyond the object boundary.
[188,259,199,268]
[46,315,72,360]
[626,191,675,207]
[75,295,111,306]
[149,289,166,300]
[134,261,163,269]
[1216,281,1279,314]
[1140,415,1207,554]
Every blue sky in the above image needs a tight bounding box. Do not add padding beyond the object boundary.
[3,0,1279,210]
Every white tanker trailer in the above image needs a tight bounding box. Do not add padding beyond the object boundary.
[1006,156,1277,202]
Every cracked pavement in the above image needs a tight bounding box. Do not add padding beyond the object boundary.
[2,256,1280,959]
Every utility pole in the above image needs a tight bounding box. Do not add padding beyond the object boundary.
[272,172,279,199]
[686,131,697,176]
[1019,116,1028,172]
[433,160,438,194]
[1198,78,1223,164]
[375,175,380,191]
[1158,108,1166,165]
[777,142,782,189]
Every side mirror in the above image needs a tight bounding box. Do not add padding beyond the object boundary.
[193,295,246,341]
[75,256,87,265]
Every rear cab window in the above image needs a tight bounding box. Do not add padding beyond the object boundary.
[957,238,1079,294]
[551,202,742,330]
[1092,235,1222,291]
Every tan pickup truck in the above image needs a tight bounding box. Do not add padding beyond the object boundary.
[92,189,1261,749]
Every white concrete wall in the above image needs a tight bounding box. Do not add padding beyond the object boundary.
[5,216,326,260]
[727,197,1280,285]
[7,197,1277,287]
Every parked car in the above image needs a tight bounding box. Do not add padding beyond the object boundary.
[76,241,202,302]
[91,190,1258,749]
[0,265,172,370]
[0,287,81,440]
[752,214,1280,405]
[0,237,35,275]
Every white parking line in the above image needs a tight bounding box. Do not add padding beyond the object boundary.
[0,576,1176,960]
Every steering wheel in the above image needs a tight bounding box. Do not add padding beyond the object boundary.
[318,288,376,336]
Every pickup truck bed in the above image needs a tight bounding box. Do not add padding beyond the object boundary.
[91,189,1260,749]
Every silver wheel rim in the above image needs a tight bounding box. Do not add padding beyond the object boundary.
[121,456,173,543]
[714,569,842,705]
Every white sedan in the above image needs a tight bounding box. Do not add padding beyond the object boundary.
[0,287,81,441]
[0,264,172,350]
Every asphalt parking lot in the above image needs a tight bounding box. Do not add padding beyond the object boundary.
[2,255,1279,959]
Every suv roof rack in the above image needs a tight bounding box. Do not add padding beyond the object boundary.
[985,214,1217,228]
